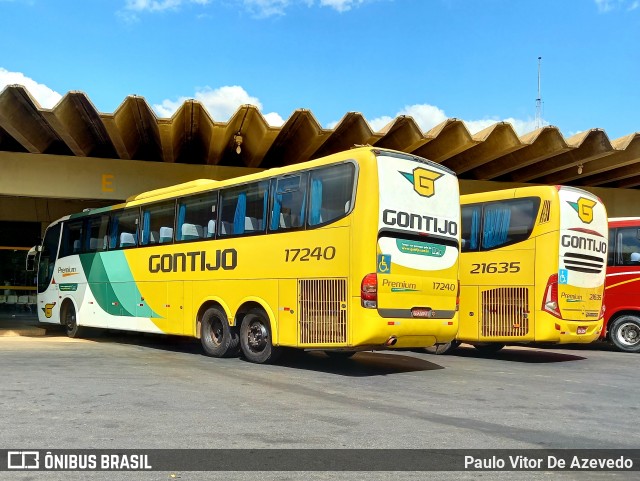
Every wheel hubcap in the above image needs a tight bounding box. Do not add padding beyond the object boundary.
[618,322,640,346]
[247,320,268,352]
[209,319,223,346]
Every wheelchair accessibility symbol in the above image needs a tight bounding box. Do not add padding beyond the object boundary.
[558,268,568,285]
[377,255,391,273]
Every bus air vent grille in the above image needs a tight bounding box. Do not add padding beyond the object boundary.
[539,200,551,223]
[481,287,530,337]
[298,278,348,344]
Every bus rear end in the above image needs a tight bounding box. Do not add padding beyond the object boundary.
[540,187,607,342]
[356,151,460,349]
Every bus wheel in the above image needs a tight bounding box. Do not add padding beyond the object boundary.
[200,307,239,358]
[62,303,84,338]
[240,309,281,364]
[424,341,460,355]
[610,315,640,353]
[325,350,357,359]
[473,343,505,354]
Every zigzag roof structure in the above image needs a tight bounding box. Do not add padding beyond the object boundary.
[1,84,638,188]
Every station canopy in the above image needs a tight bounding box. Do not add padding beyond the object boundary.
[1,85,639,189]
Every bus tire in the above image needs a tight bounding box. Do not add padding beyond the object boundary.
[609,315,640,353]
[424,341,459,355]
[62,303,85,338]
[325,350,357,359]
[200,307,240,358]
[240,308,281,364]
[473,343,505,354]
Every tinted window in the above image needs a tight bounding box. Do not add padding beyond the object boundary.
[109,209,139,249]
[219,181,269,237]
[462,198,540,252]
[308,163,355,227]
[86,215,109,252]
[141,201,175,245]
[613,227,640,266]
[60,220,84,258]
[461,205,481,252]
[481,198,539,250]
[37,223,61,294]
[177,192,217,242]
[269,173,308,231]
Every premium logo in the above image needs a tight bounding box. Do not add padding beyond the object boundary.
[401,167,443,198]
[567,197,597,224]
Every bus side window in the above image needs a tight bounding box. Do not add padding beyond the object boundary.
[461,205,480,252]
[220,181,269,236]
[109,209,139,249]
[617,227,640,265]
[141,201,175,245]
[177,191,217,242]
[270,173,308,231]
[86,215,109,253]
[307,163,355,227]
[60,220,84,258]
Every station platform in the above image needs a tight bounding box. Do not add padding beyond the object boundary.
[0,311,52,337]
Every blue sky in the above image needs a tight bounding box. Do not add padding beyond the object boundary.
[0,0,638,139]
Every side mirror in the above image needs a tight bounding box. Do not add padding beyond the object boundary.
[25,245,39,272]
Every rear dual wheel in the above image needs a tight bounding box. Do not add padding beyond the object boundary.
[200,307,240,357]
[240,308,281,364]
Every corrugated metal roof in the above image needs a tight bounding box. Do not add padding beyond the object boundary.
[1,84,638,188]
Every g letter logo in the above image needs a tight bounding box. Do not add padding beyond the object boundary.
[568,197,597,224]
[401,168,443,198]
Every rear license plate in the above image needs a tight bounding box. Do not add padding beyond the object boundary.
[577,326,587,335]
[411,308,434,318]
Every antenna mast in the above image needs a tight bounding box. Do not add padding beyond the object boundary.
[535,56,543,129]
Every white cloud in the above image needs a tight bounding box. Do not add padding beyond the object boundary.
[594,0,638,12]
[318,0,367,12]
[153,85,285,126]
[124,0,209,12]
[362,103,539,136]
[120,0,373,18]
[242,0,290,17]
[0,68,62,108]
[119,0,209,21]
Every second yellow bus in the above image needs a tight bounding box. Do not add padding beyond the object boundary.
[429,185,606,354]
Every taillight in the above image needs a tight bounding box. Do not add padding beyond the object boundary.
[361,273,377,309]
[456,280,460,311]
[599,303,606,320]
[542,273,562,318]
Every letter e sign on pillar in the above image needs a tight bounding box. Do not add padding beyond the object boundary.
[102,174,115,193]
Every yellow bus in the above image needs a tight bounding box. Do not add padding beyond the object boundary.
[428,185,607,354]
[27,147,461,363]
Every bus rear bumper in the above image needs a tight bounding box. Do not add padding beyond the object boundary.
[536,317,603,344]
[352,315,458,349]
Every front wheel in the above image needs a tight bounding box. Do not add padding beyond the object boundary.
[609,315,640,353]
[200,307,239,357]
[62,302,85,338]
[240,309,281,364]
[473,343,505,354]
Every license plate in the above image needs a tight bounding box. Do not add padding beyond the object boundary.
[411,307,434,318]
[577,326,587,335]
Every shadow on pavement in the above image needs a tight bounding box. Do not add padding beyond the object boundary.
[276,350,445,377]
[448,345,587,363]
[45,328,444,376]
